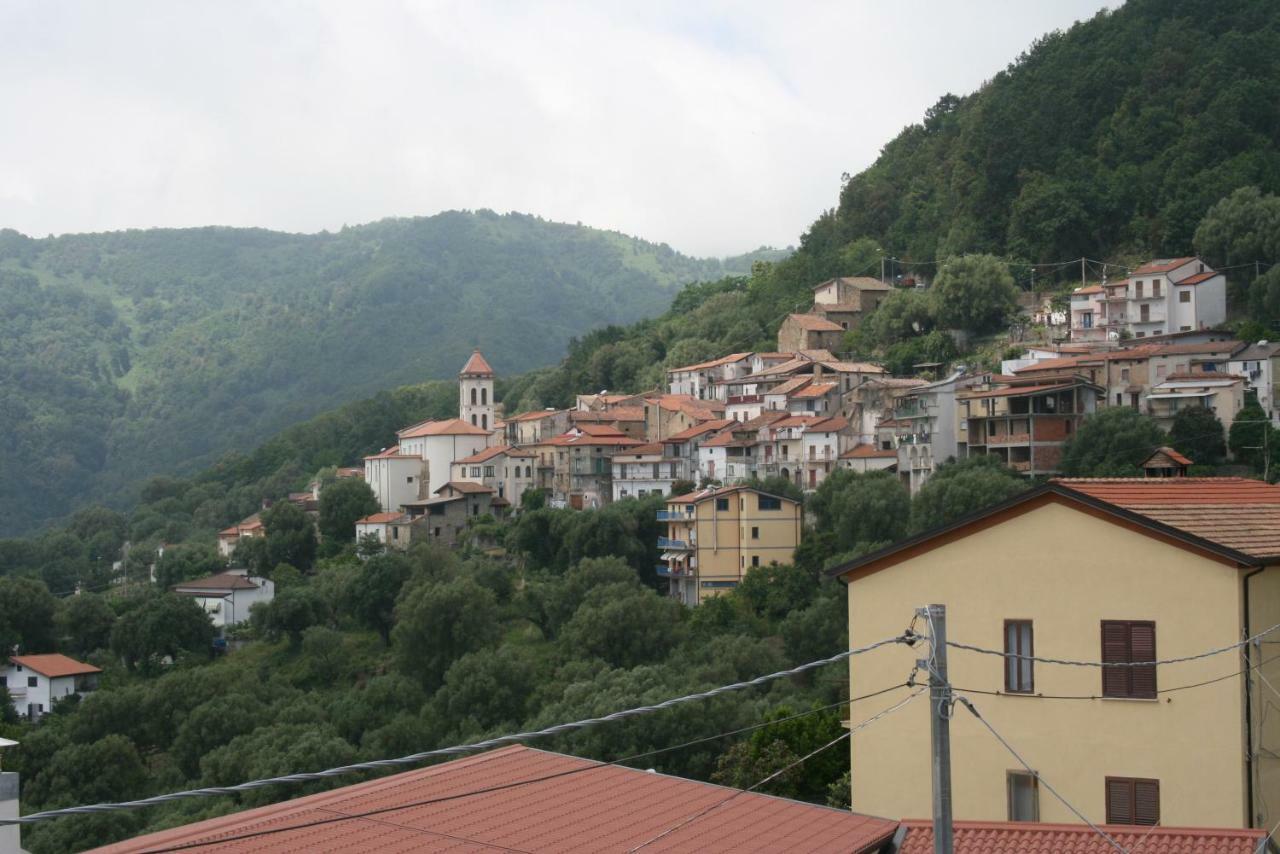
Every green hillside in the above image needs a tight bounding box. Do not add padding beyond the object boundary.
[0,212,777,535]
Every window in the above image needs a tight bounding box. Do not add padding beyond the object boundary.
[470,466,482,477]
[482,414,488,430]
[483,465,495,478]
[751,526,760,540]
[1004,620,1033,693]
[751,555,760,567]
[471,388,477,405]
[406,476,413,483]
[758,495,783,511]
[1135,281,1143,298]
[716,498,730,511]
[1101,621,1157,699]
[1155,364,1167,378]
[1007,771,1039,822]
[1115,392,1122,406]
[1179,290,1191,303]
[1153,281,1161,297]
[28,676,38,688]
[481,388,488,405]
[1120,368,1130,382]
[1105,777,1159,826]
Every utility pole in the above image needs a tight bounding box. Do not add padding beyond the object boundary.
[881,255,886,284]
[919,604,953,854]
[1081,257,1087,290]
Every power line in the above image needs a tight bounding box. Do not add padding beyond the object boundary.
[136,681,913,854]
[954,695,1127,853]
[3,633,914,826]
[626,687,925,853]
[944,621,1280,668]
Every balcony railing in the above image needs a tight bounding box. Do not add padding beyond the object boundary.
[986,432,1031,447]
[658,536,691,550]
[727,394,762,405]
[1009,460,1033,472]
[656,509,692,521]
[656,564,693,578]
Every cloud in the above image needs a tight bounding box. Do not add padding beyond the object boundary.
[0,0,1113,256]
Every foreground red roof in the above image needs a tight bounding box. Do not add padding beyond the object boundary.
[94,746,896,853]
[897,819,1263,853]
[1053,477,1280,506]
[10,654,101,678]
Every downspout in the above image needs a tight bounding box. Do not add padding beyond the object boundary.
[1245,564,1265,828]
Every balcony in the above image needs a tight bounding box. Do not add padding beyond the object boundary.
[658,536,691,550]
[986,432,1031,447]
[1009,460,1032,472]
[656,509,694,521]
[656,564,693,578]
[727,394,762,405]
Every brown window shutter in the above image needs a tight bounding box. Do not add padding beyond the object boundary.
[1134,780,1160,826]
[1101,621,1130,697]
[1129,622,1157,699]
[1105,778,1132,824]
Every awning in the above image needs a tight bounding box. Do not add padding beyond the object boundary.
[1147,391,1215,399]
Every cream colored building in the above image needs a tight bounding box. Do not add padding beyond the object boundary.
[659,486,802,605]
[831,477,1280,831]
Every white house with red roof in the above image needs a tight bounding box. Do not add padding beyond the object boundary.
[172,568,275,631]
[216,514,264,558]
[3,654,101,719]
[610,442,678,501]
[801,416,852,490]
[1095,257,1226,341]
[450,444,535,505]
[354,511,409,549]
[395,418,491,499]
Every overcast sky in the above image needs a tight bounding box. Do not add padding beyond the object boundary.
[1,1,1114,257]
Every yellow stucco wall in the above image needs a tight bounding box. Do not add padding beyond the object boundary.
[1245,564,1280,828]
[679,491,801,602]
[846,499,1249,827]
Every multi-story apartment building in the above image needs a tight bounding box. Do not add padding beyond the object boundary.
[660,420,733,485]
[698,428,758,486]
[657,486,803,605]
[610,443,679,501]
[666,353,754,400]
[1095,258,1227,340]
[363,445,427,512]
[887,371,978,494]
[831,477,1280,831]
[451,445,536,505]
[1069,284,1105,342]
[546,427,642,509]
[800,416,850,490]
[959,374,1102,477]
[505,409,570,446]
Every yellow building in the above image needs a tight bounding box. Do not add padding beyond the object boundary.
[829,477,1280,831]
[659,486,802,605]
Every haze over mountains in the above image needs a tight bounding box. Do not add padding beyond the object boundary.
[0,212,783,535]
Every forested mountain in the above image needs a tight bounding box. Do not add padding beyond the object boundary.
[836,0,1280,263]
[0,212,776,535]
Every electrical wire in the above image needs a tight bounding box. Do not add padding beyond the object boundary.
[954,696,1127,853]
[625,687,925,853]
[2,633,913,826]
[135,682,914,854]
[946,621,1280,668]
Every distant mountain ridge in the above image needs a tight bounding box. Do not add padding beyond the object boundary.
[0,210,783,535]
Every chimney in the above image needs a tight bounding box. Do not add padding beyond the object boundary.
[0,736,20,854]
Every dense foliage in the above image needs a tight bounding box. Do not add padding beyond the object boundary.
[0,213,775,535]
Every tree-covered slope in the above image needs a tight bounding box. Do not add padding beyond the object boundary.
[833,0,1280,264]
[0,212,773,535]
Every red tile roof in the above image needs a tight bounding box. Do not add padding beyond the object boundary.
[665,420,736,441]
[791,382,838,399]
[808,416,849,432]
[1177,270,1219,285]
[766,376,814,397]
[1144,446,1193,467]
[1148,341,1241,356]
[95,745,895,854]
[398,418,491,438]
[454,445,517,464]
[668,352,754,373]
[1133,257,1197,275]
[459,349,494,376]
[896,819,1264,853]
[10,653,101,678]
[434,481,496,495]
[507,409,564,422]
[813,275,892,292]
[617,442,666,456]
[784,313,844,332]
[1055,477,1280,559]
[1073,284,1103,295]
[841,444,898,459]
[364,445,419,461]
[355,512,406,525]
[571,406,646,422]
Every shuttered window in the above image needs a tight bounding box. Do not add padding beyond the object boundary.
[1004,620,1034,693]
[1101,621,1156,699]
[1105,777,1159,825]
[1007,771,1039,821]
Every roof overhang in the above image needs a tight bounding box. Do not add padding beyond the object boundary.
[826,483,1264,583]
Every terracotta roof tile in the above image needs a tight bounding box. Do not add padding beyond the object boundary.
[765,376,814,397]
[668,352,754,373]
[454,445,517,464]
[434,481,496,495]
[665,420,736,441]
[355,512,407,525]
[841,444,898,459]
[459,349,494,376]
[1177,270,1218,285]
[791,382,838,399]
[10,653,102,678]
[397,418,491,438]
[1133,257,1197,275]
[897,819,1263,853]
[784,313,844,332]
[94,746,895,853]
[1144,446,1193,467]
[808,416,849,432]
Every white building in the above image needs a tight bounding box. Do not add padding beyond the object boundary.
[889,371,976,494]
[1068,285,1105,342]
[459,349,496,431]
[171,569,275,631]
[452,445,536,505]
[1229,341,1280,425]
[2,654,101,719]
[363,445,426,512]
[800,416,850,491]
[1097,257,1227,340]
[666,353,754,400]
[396,419,490,498]
[355,511,409,549]
[611,443,678,501]
[216,514,263,559]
